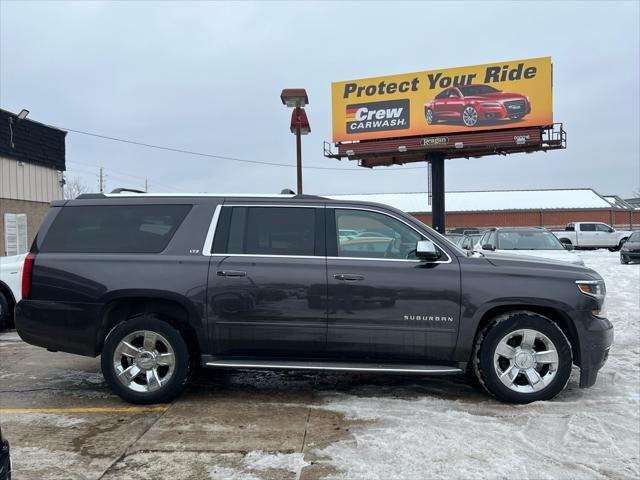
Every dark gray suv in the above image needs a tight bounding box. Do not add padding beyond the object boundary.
[15,193,613,404]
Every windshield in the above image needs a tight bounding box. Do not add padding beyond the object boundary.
[458,85,501,96]
[629,232,640,242]
[497,230,565,250]
[445,234,464,246]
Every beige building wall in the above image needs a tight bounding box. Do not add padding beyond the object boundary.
[0,155,64,202]
[1,155,64,255]
[0,198,52,255]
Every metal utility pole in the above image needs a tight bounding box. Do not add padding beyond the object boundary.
[144,178,148,193]
[98,167,105,193]
[295,107,303,195]
[280,89,310,195]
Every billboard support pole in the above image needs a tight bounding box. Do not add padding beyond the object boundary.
[430,152,445,233]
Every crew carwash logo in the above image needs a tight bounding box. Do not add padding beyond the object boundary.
[346,99,410,134]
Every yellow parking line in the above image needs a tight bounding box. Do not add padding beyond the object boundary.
[0,406,169,414]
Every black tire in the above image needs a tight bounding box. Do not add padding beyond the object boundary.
[620,254,629,264]
[0,291,12,330]
[608,246,619,252]
[473,311,572,403]
[101,315,190,404]
[462,105,479,127]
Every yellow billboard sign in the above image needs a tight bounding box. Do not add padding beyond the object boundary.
[331,57,553,142]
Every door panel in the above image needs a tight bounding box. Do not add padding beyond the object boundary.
[326,207,461,362]
[207,205,327,357]
[578,223,597,247]
[326,259,461,362]
[208,256,327,357]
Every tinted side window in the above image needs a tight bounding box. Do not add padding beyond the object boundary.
[580,223,596,232]
[435,90,449,100]
[225,207,316,256]
[335,209,423,260]
[41,205,191,253]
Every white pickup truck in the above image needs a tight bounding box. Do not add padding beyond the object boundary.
[0,253,26,329]
[552,222,632,251]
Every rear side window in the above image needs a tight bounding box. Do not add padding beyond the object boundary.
[40,205,191,253]
[580,223,596,232]
[220,207,316,256]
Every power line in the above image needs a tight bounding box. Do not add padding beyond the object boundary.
[58,126,427,172]
[67,161,181,192]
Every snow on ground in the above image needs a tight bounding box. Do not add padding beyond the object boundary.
[315,251,640,480]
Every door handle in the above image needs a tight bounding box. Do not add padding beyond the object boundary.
[217,270,247,277]
[333,273,364,281]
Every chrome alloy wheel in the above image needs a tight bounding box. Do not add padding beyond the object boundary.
[426,108,434,124]
[493,329,559,394]
[462,106,478,126]
[112,330,176,393]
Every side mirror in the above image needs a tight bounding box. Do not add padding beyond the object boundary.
[416,240,441,261]
[482,244,495,251]
[564,243,574,251]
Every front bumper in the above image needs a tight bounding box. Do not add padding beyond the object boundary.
[621,250,640,261]
[478,103,531,120]
[574,311,614,388]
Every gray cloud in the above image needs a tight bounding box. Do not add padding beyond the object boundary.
[1,1,638,196]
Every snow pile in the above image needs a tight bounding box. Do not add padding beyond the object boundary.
[316,251,639,479]
[208,451,309,480]
[244,451,309,473]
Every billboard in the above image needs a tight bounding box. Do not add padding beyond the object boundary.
[331,57,552,143]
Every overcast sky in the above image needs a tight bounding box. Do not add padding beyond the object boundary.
[1,1,639,197]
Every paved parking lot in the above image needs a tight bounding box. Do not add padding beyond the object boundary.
[1,251,638,479]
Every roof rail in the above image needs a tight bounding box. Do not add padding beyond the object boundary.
[110,188,146,194]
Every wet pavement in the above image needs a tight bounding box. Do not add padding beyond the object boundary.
[0,332,371,479]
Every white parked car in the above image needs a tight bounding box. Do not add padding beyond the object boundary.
[0,253,26,329]
[552,222,632,251]
[474,227,585,266]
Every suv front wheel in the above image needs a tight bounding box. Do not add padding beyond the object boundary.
[101,315,190,404]
[473,312,572,403]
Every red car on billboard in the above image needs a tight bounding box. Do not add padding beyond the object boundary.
[424,84,531,127]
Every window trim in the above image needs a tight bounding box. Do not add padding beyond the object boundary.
[202,204,453,264]
[202,204,324,258]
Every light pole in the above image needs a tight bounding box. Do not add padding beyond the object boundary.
[280,89,310,194]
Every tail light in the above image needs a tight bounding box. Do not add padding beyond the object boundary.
[22,253,35,299]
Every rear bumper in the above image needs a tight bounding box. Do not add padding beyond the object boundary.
[15,299,102,357]
[575,312,614,388]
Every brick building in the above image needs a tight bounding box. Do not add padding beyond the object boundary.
[0,109,66,256]
[330,189,640,231]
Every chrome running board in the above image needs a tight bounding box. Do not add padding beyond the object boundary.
[204,359,463,375]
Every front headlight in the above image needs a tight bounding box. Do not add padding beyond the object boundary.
[576,280,607,317]
[481,102,501,107]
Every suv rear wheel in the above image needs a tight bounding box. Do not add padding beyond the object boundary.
[101,315,190,404]
[473,312,572,403]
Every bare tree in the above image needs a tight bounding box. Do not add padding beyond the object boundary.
[64,176,90,200]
